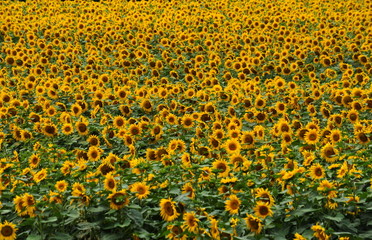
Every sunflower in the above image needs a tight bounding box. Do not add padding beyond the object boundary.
[304,129,319,145]
[346,109,359,123]
[355,131,370,144]
[182,182,195,199]
[212,159,230,178]
[309,163,325,180]
[181,114,194,128]
[113,116,126,129]
[245,214,262,234]
[22,193,36,217]
[320,143,338,162]
[28,154,40,169]
[254,201,273,219]
[0,221,17,240]
[43,123,58,137]
[224,138,241,154]
[75,121,89,135]
[108,190,129,210]
[130,182,150,199]
[87,135,100,146]
[141,99,153,112]
[104,173,117,192]
[182,212,199,234]
[72,182,86,197]
[62,123,73,135]
[129,124,141,136]
[255,188,275,207]
[328,129,342,144]
[87,146,101,161]
[225,194,241,215]
[55,180,68,193]
[33,169,47,183]
[70,103,83,117]
[160,198,179,222]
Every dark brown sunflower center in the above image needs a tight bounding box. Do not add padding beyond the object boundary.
[1,225,13,237]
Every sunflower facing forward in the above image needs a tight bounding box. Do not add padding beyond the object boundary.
[225,194,241,215]
[0,221,17,240]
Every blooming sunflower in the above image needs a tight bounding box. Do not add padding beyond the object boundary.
[254,201,273,219]
[304,129,319,145]
[212,159,230,178]
[224,138,241,154]
[225,194,241,215]
[159,198,179,222]
[104,173,117,192]
[28,154,40,169]
[320,143,339,163]
[309,163,325,180]
[130,182,150,199]
[33,168,47,183]
[55,180,68,193]
[182,212,199,234]
[75,121,89,135]
[61,123,73,135]
[255,188,275,207]
[245,214,262,234]
[108,190,129,210]
[0,221,17,240]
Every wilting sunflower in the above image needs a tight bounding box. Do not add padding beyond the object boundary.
[320,143,339,162]
[160,198,179,222]
[182,182,195,199]
[224,138,241,154]
[182,212,199,233]
[225,194,241,215]
[0,221,17,240]
[104,173,117,192]
[130,182,150,199]
[309,163,325,179]
[254,201,273,219]
[245,214,262,234]
[55,180,68,193]
[304,129,320,145]
[108,190,129,210]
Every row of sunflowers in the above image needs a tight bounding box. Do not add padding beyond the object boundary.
[0,0,371,239]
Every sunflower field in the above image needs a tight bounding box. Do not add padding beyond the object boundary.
[0,0,371,239]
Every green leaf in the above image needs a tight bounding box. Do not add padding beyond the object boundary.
[77,221,99,231]
[26,234,43,240]
[41,216,58,223]
[359,230,372,239]
[324,213,344,222]
[49,233,74,240]
[127,209,143,227]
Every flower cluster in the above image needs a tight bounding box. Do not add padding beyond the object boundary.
[0,0,371,239]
